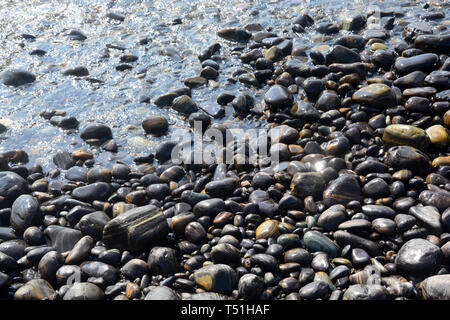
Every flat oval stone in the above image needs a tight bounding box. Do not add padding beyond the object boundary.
[144,286,180,300]
[264,85,293,110]
[409,206,443,235]
[317,204,347,231]
[303,230,341,258]
[103,204,168,252]
[426,125,450,149]
[80,123,112,141]
[394,53,439,75]
[1,70,36,86]
[193,264,237,293]
[0,171,29,200]
[384,146,430,174]
[396,238,442,275]
[14,279,55,300]
[63,282,104,300]
[419,275,450,300]
[343,284,388,300]
[72,182,111,202]
[10,195,40,233]
[352,84,396,109]
[323,175,362,206]
[44,225,83,253]
[255,220,280,240]
[291,172,326,198]
[382,124,430,151]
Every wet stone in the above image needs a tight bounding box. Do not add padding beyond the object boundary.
[396,239,442,275]
[0,70,36,86]
[382,124,430,151]
[303,231,341,258]
[352,84,396,109]
[172,95,199,115]
[0,171,29,200]
[394,53,439,75]
[264,85,293,110]
[142,116,168,135]
[14,279,55,300]
[193,264,237,293]
[103,204,168,252]
[323,175,362,206]
[409,206,443,235]
[10,194,40,233]
[419,275,450,300]
[63,282,104,300]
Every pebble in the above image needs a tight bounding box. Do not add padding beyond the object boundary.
[193,264,237,293]
[103,204,168,251]
[396,238,442,275]
[14,279,55,300]
[0,70,36,86]
[63,282,105,300]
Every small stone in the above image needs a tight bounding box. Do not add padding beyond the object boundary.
[63,282,105,300]
[1,70,35,86]
[352,84,396,109]
[303,231,341,258]
[194,264,237,293]
[426,125,450,148]
[396,238,442,275]
[14,279,55,300]
[142,116,168,135]
[382,124,430,151]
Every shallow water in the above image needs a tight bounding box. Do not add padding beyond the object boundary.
[0,0,448,171]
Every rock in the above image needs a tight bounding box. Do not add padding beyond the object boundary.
[1,70,36,86]
[299,281,329,299]
[142,116,168,135]
[80,123,112,141]
[419,189,450,213]
[103,204,168,251]
[10,195,40,233]
[172,95,199,115]
[184,76,207,88]
[264,85,293,110]
[217,27,251,42]
[382,124,430,151]
[0,171,29,200]
[193,198,225,218]
[211,243,241,265]
[63,282,105,300]
[290,100,320,122]
[426,125,450,149]
[352,84,396,109]
[384,146,430,174]
[255,220,280,240]
[38,251,63,282]
[363,178,390,198]
[303,231,341,258]
[62,67,89,76]
[72,182,111,202]
[393,71,427,89]
[415,34,450,54]
[0,251,17,273]
[65,236,94,265]
[193,264,237,293]
[49,116,79,129]
[317,204,347,231]
[52,150,75,170]
[334,230,381,256]
[78,211,110,238]
[44,226,83,253]
[396,238,442,275]
[394,53,439,75]
[419,275,450,300]
[323,175,362,206]
[145,286,180,300]
[14,279,55,300]
[231,94,253,114]
[372,218,396,235]
[409,206,443,235]
[343,284,388,300]
[238,274,264,299]
[325,45,361,65]
[147,246,179,276]
[291,172,326,198]
[120,258,148,279]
